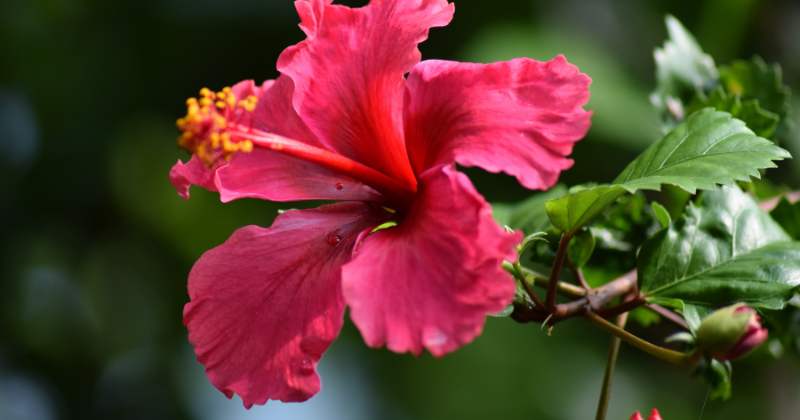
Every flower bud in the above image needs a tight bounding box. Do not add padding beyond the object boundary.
[630,408,663,420]
[696,304,768,361]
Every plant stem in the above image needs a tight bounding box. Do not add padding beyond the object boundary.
[546,233,573,311]
[585,311,695,366]
[567,259,591,290]
[596,296,646,319]
[647,303,690,330]
[519,265,587,298]
[514,262,546,308]
[551,271,638,322]
[595,312,628,420]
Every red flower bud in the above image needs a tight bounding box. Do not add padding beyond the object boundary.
[696,304,768,361]
[630,408,663,420]
[725,305,769,360]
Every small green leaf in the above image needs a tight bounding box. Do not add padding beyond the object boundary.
[660,184,692,220]
[719,57,791,122]
[629,306,662,328]
[590,226,633,252]
[545,109,789,233]
[490,305,515,318]
[680,303,711,333]
[665,331,695,345]
[771,198,800,240]
[652,15,718,124]
[651,201,672,229]
[567,229,595,267]
[687,87,780,139]
[639,186,800,309]
[495,185,567,233]
[545,185,626,234]
[705,359,733,400]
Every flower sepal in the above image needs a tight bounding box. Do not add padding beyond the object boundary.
[695,303,769,361]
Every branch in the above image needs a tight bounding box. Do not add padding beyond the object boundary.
[585,311,697,366]
[596,295,646,319]
[567,258,591,290]
[546,233,573,311]
[515,263,546,309]
[516,265,586,298]
[647,303,690,330]
[595,312,628,420]
[551,270,639,322]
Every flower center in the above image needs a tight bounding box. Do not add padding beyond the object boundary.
[176,87,417,205]
[177,87,259,166]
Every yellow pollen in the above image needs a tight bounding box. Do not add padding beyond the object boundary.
[176,86,260,166]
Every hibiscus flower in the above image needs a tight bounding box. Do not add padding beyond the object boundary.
[170,0,590,408]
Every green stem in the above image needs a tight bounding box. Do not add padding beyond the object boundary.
[502,262,586,299]
[585,311,695,366]
[595,312,628,420]
[513,262,545,308]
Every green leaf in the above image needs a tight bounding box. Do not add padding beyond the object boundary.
[651,201,672,229]
[494,185,567,233]
[629,306,662,328]
[665,331,695,345]
[652,15,718,124]
[660,184,692,220]
[545,109,789,233]
[613,109,789,193]
[590,226,633,252]
[705,359,733,400]
[567,229,595,267]
[771,198,800,240]
[490,305,515,318]
[719,57,791,121]
[687,87,780,139]
[639,186,800,309]
[680,303,711,333]
[545,185,625,234]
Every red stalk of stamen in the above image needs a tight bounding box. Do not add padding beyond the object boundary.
[230,128,417,204]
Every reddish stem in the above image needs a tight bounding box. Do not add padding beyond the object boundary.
[546,234,573,311]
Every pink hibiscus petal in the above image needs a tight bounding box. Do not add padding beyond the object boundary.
[170,155,219,200]
[342,165,521,356]
[404,56,592,190]
[277,0,454,188]
[215,149,382,203]
[184,203,384,407]
[171,77,383,202]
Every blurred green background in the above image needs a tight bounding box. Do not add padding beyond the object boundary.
[1,0,799,419]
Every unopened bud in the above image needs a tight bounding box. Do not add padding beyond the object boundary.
[630,408,663,420]
[696,304,768,361]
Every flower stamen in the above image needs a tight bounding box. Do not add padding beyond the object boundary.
[177,87,259,166]
[176,86,417,204]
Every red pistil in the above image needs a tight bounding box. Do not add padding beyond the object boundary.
[177,86,416,204]
[232,128,417,204]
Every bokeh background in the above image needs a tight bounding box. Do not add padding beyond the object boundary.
[2,0,800,419]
